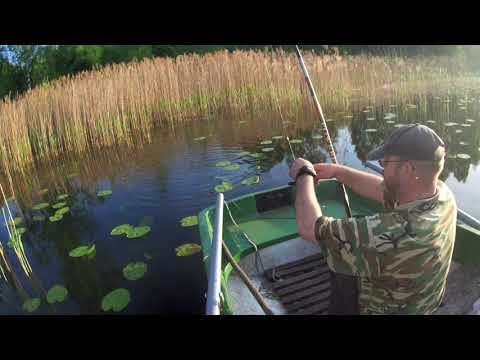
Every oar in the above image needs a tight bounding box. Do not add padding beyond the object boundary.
[293,45,353,218]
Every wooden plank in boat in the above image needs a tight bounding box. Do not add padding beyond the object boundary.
[272,267,330,290]
[280,281,331,304]
[276,272,331,296]
[270,259,327,279]
[292,301,330,315]
[285,290,331,312]
[264,253,326,280]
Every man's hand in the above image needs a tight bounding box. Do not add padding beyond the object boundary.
[313,163,339,184]
[289,158,314,180]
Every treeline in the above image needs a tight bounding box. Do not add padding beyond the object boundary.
[0,45,477,100]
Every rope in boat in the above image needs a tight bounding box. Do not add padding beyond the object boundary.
[223,200,266,275]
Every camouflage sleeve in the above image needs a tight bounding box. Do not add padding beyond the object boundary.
[315,215,383,278]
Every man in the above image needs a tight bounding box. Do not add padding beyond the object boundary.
[289,124,456,315]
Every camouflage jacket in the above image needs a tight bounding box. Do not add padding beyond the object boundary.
[315,181,457,315]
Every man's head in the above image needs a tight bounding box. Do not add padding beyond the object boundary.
[368,124,446,202]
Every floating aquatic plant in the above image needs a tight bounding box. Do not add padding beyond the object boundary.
[461,124,471,127]
[224,163,240,171]
[126,226,151,239]
[101,288,131,312]
[16,227,26,235]
[33,215,45,222]
[22,298,41,313]
[426,120,436,124]
[180,216,198,227]
[262,148,274,152]
[260,140,272,145]
[289,139,303,144]
[57,194,69,201]
[215,161,231,167]
[97,190,112,197]
[250,153,264,158]
[46,285,69,304]
[7,217,23,226]
[366,117,375,121]
[456,129,463,133]
[194,136,206,141]
[457,154,471,160]
[52,202,67,209]
[32,202,50,211]
[175,243,202,257]
[312,134,322,139]
[111,224,134,236]
[444,122,458,127]
[272,136,283,140]
[123,262,147,281]
[466,119,475,123]
[215,181,234,193]
[39,188,48,195]
[55,207,70,216]
[236,151,250,157]
[386,121,396,124]
[241,176,261,186]
[365,129,377,133]
[69,244,96,258]
[49,214,63,222]
[459,142,469,146]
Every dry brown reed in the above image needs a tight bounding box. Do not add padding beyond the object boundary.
[0,49,478,182]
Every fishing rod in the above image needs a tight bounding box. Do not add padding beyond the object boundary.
[293,45,353,218]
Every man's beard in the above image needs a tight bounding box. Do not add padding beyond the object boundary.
[381,179,400,211]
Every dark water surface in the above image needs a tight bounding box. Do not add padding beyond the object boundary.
[1,92,480,314]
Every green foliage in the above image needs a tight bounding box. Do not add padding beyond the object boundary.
[22,298,41,313]
[123,262,147,281]
[69,244,96,258]
[126,226,151,239]
[47,285,69,304]
[180,216,198,227]
[175,243,202,257]
[111,224,134,236]
[101,288,131,312]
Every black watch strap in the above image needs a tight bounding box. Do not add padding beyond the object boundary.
[295,165,317,181]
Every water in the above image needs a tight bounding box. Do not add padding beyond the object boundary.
[1,91,480,314]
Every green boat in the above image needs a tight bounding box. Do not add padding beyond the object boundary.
[199,174,480,315]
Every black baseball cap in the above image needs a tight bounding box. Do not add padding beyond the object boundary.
[367,124,446,161]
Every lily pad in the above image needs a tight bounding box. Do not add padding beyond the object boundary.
[32,202,50,211]
[466,119,475,123]
[456,129,463,133]
[241,176,261,186]
[426,120,436,124]
[262,147,274,152]
[444,122,458,127]
[386,121,396,124]
[250,153,264,158]
[289,139,303,144]
[101,288,131,312]
[366,117,376,121]
[55,207,70,216]
[38,188,49,195]
[215,161,231,167]
[215,181,234,193]
[457,154,471,160]
[15,227,26,235]
[260,140,273,145]
[406,104,417,108]
[46,285,69,304]
[126,226,151,239]
[69,244,96,258]
[459,142,469,146]
[175,243,202,257]
[180,216,198,227]
[365,129,378,133]
[111,224,134,236]
[461,124,471,127]
[49,214,63,222]
[97,190,112,197]
[57,194,69,201]
[394,124,407,128]
[7,217,23,226]
[239,121,247,125]
[224,163,240,171]
[272,136,284,140]
[215,175,232,181]
[312,134,323,139]
[52,202,67,209]
[123,262,147,281]
[384,113,397,119]
[236,151,250,157]
[22,298,41,313]
[194,136,206,141]
[33,215,46,222]
[344,115,353,119]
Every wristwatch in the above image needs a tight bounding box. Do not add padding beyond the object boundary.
[295,165,317,181]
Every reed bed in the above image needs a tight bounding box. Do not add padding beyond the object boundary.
[0,49,478,181]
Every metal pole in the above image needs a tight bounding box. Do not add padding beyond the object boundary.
[364,160,480,231]
[294,45,353,218]
[206,193,224,315]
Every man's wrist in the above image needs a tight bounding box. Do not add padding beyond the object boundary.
[296,173,315,186]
